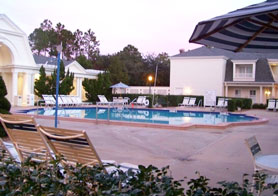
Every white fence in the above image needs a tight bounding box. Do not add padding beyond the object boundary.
[113,86,170,95]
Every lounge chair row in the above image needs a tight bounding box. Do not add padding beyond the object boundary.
[178,97,196,107]
[267,99,278,111]
[42,94,92,107]
[98,95,149,107]
[0,114,138,172]
[216,98,229,108]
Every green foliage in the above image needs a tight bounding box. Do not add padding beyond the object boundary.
[0,76,10,137]
[217,97,252,111]
[228,100,237,112]
[0,76,8,97]
[0,76,11,112]
[0,97,11,112]
[82,72,111,102]
[0,153,277,195]
[108,55,129,84]
[34,66,50,97]
[34,62,74,98]
[252,103,267,109]
[76,55,93,69]
[116,94,204,108]
[29,19,99,61]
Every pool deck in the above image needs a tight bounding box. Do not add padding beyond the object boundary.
[10,106,278,187]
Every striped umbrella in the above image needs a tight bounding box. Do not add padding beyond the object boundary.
[189,0,278,53]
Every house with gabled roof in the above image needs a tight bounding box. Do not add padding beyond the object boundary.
[0,14,103,106]
[170,46,278,104]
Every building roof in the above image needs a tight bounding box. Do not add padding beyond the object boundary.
[173,47,276,83]
[224,58,275,82]
[33,55,74,66]
[173,46,278,60]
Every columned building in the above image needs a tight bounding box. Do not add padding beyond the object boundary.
[0,14,103,106]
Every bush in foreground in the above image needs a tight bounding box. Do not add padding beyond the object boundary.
[0,153,277,195]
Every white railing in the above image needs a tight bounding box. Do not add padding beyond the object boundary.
[235,73,253,78]
[113,86,170,95]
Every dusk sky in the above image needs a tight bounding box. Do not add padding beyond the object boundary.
[1,0,262,56]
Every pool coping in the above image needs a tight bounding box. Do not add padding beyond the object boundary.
[14,107,269,131]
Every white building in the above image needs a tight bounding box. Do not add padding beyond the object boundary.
[170,47,278,104]
[0,14,103,106]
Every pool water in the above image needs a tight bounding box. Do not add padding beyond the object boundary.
[24,107,257,125]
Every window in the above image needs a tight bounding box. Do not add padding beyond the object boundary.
[235,64,253,78]
[235,89,241,97]
[250,90,256,103]
[250,90,256,96]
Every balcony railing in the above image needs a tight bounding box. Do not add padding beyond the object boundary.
[235,73,253,78]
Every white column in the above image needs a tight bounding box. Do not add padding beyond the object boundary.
[23,73,32,106]
[76,78,82,98]
[225,84,228,97]
[259,86,263,104]
[272,83,275,98]
[12,71,18,106]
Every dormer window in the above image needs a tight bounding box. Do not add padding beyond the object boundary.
[232,60,256,81]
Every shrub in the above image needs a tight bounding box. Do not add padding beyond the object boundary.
[242,98,252,109]
[217,96,252,111]
[252,103,267,109]
[0,97,11,112]
[235,99,243,109]
[0,76,11,137]
[0,153,277,195]
[228,99,236,112]
[118,94,204,107]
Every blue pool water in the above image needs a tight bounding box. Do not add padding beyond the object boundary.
[23,107,257,125]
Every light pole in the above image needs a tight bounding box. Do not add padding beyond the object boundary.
[54,43,63,128]
[148,75,153,94]
[153,63,158,106]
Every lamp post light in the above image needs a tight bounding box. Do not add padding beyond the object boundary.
[148,75,153,94]
[54,43,63,128]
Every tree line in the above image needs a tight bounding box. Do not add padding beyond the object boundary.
[29,20,170,87]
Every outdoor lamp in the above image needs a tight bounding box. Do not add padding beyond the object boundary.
[148,75,153,94]
[148,75,153,82]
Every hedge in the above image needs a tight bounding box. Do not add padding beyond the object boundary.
[217,96,252,112]
[252,103,267,109]
[116,94,204,108]
[0,154,277,195]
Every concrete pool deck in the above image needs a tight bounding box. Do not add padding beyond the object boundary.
[10,107,278,186]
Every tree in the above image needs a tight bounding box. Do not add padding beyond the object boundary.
[49,61,74,95]
[29,20,99,61]
[0,76,11,112]
[34,61,74,97]
[0,76,10,137]
[143,53,170,86]
[117,45,145,86]
[34,66,51,97]
[108,56,129,84]
[82,72,111,102]
[76,55,93,69]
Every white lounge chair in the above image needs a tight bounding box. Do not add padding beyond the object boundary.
[60,95,74,106]
[267,99,275,110]
[71,96,92,106]
[276,100,278,111]
[132,96,146,106]
[42,94,56,106]
[97,95,113,106]
[178,97,190,106]
[188,97,196,106]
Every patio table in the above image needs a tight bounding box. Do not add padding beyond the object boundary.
[256,155,278,173]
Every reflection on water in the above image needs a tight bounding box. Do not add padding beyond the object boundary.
[27,108,257,125]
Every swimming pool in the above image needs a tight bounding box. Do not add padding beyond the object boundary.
[24,107,258,126]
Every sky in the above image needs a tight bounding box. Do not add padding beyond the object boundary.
[1,0,263,56]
